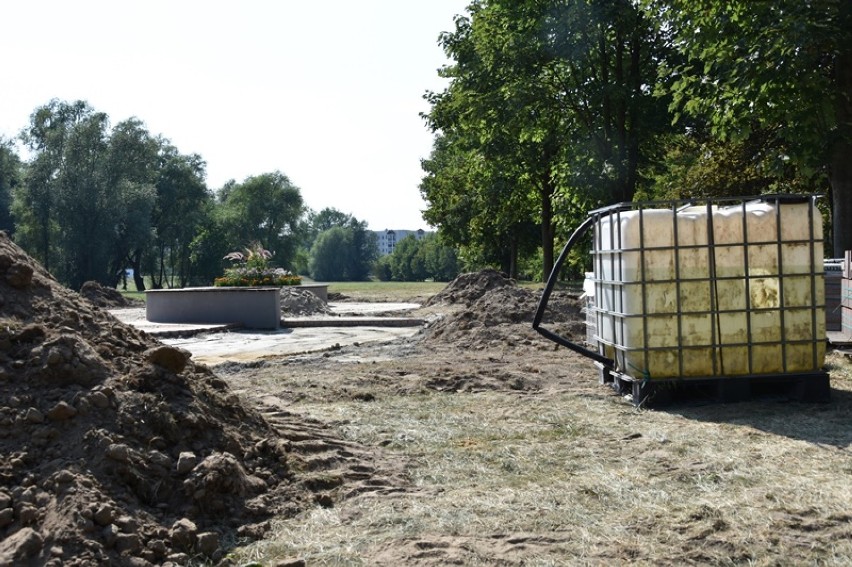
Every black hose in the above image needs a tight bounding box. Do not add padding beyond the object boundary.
[532,214,614,367]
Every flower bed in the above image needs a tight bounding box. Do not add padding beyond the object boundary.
[214,242,302,287]
[213,269,301,287]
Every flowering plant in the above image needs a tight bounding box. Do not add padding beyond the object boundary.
[213,242,302,287]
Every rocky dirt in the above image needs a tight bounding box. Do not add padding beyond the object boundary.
[80,281,143,309]
[0,234,354,566]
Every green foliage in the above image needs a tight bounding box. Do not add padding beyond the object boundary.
[147,145,211,289]
[309,227,350,281]
[373,255,393,281]
[12,100,163,289]
[308,223,378,281]
[302,207,357,251]
[639,129,826,203]
[217,171,305,272]
[421,0,671,279]
[643,0,852,254]
[383,233,461,282]
[0,138,21,235]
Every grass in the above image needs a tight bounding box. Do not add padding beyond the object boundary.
[227,350,852,565]
[120,290,146,302]
[326,281,448,302]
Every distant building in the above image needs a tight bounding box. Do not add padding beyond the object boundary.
[374,229,431,255]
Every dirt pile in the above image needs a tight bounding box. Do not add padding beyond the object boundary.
[423,269,514,307]
[280,287,332,316]
[0,234,313,566]
[80,281,141,309]
[421,276,584,349]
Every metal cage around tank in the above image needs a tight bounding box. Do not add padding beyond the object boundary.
[533,194,830,405]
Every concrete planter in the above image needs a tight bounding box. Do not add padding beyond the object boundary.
[145,286,282,329]
[295,283,328,302]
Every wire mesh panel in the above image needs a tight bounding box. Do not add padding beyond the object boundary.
[588,195,826,382]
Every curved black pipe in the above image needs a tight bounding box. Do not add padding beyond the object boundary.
[532,214,614,367]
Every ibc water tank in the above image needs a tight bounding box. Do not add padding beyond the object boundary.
[589,196,825,381]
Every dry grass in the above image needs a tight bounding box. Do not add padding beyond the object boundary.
[225,345,852,565]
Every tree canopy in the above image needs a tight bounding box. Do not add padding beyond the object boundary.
[420,0,851,272]
[644,0,852,255]
[308,212,378,281]
[421,0,671,279]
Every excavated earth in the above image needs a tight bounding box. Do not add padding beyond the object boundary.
[0,235,584,566]
[0,234,361,566]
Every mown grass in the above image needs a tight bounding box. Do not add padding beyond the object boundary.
[229,351,852,565]
[327,281,448,302]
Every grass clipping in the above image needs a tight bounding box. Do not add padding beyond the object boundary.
[225,276,852,566]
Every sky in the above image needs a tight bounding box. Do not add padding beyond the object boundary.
[1,1,470,231]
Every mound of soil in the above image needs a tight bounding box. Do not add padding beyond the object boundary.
[0,234,314,566]
[421,285,584,350]
[423,269,513,307]
[80,281,141,309]
[280,287,332,316]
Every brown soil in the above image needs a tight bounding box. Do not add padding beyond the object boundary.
[80,281,142,309]
[280,287,332,316]
[0,234,334,566]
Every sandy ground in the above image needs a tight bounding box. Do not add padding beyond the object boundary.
[109,302,428,366]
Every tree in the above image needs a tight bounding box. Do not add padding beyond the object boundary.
[420,134,539,277]
[13,100,213,290]
[382,233,461,282]
[309,227,351,281]
[389,235,428,282]
[304,208,356,245]
[423,0,670,279]
[103,118,159,288]
[0,138,20,235]
[645,0,852,255]
[147,146,210,289]
[217,171,304,272]
[15,100,122,288]
[419,233,461,281]
[308,222,378,281]
[15,99,92,274]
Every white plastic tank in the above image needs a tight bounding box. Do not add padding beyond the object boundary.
[592,197,825,380]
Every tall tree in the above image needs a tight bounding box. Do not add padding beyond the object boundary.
[308,219,378,281]
[0,138,20,235]
[302,207,358,252]
[16,99,92,273]
[147,145,210,289]
[104,118,159,287]
[218,171,305,272]
[646,0,852,255]
[423,0,669,279]
[309,227,351,281]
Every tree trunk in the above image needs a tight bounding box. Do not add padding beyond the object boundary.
[509,235,518,280]
[129,249,146,291]
[540,176,555,281]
